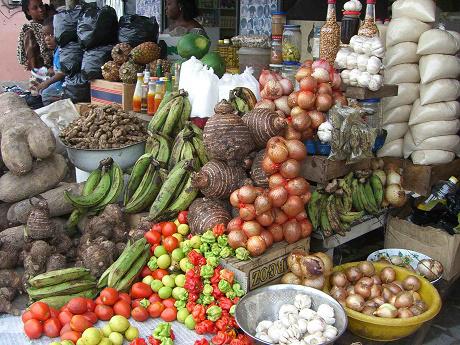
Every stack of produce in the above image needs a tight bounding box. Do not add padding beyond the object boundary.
[255,70,294,117]
[378,0,433,158]
[403,28,460,164]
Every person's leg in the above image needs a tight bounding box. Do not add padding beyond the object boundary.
[40,82,62,106]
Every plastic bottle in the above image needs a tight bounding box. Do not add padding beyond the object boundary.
[417,176,458,211]
[154,80,165,113]
[132,73,143,112]
[156,59,163,78]
[358,0,379,37]
[147,81,156,116]
[320,0,340,65]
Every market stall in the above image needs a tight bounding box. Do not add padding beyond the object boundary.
[0,0,459,344]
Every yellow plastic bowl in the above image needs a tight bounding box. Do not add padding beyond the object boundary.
[326,262,442,341]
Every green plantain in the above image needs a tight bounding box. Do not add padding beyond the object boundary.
[64,167,111,208]
[124,153,153,205]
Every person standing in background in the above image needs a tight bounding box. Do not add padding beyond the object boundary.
[164,0,206,36]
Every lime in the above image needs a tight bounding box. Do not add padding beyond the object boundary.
[125,326,139,341]
[108,332,123,345]
[158,286,172,299]
[157,254,171,269]
[175,274,186,287]
[185,314,196,330]
[177,308,190,323]
[82,327,102,345]
[150,279,163,292]
[172,248,185,261]
[162,275,175,288]
[109,315,130,333]
[154,245,167,258]
[101,324,112,337]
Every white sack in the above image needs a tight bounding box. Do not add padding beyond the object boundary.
[384,42,420,68]
[403,131,460,158]
[419,54,460,84]
[411,119,460,145]
[383,83,419,111]
[420,79,460,105]
[383,105,412,125]
[384,64,420,84]
[386,18,431,48]
[417,29,460,55]
[383,122,409,142]
[377,139,404,158]
[409,99,460,125]
[403,131,415,159]
[392,0,436,23]
[218,67,261,102]
[411,150,456,165]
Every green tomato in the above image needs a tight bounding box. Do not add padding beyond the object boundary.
[172,286,184,300]
[108,332,123,345]
[184,314,196,330]
[175,274,186,287]
[109,315,130,333]
[158,286,172,299]
[82,327,102,345]
[157,254,171,269]
[150,279,163,292]
[179,257,192,272]
[161,275,175,288]
[177,308,190,323]
[171,248,185,261]
[101,324,112,337]
[61,341,75,345]
[177,223,190,236]
[190,235,202,249]
[124,326,139,341]
[98,338,112,345]
[154,245,167,258]
[170,273,178,280]
[142,275,154,285]
[75,339,86,345]
[49,342,62,345]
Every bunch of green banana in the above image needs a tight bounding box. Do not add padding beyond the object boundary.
[169,123,208,171]
[351,173,383,215]
[98,238,150,291]
[228,87,257,115]
[27,267,97,308]
[147,89,192,138]
[145,132,172,168]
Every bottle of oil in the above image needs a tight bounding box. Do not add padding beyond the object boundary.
[132,73,143,112]
[417,176,458,211]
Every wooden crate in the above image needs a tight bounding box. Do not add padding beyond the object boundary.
[383,158,460,196]
[301,156,370,184]
[90,80,135,111]
[344,85,398,99]
[220,238,310,293]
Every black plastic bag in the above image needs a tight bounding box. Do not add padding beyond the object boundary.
[77,4,118,49]
[118,15,159,47]
[62,74,90,103]
[59,41,84,75]
[54,5,84,47]
[81,45,113,80]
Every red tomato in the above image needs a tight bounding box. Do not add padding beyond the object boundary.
[148,293,162,304]
[21,310,34,323]
[178,211,188,224]
[151,269,169,280]
[67,297,88,315]
[113,300,131,318]
[162,222,177,236]
[70,314,92,332]
[94,296,103,305]
[86,299,96,312]
[94,305,114,321]
[161,307,177,322]
[49,307,59,319]
[131,298,142,309]
[147,302,165,318]
[145,230,162,245]
[60,323,72,336]
[60,306,69,312]
[162,298,176,308]
[131,306,149,322]
[100,287,119,306]
[30,301,50,321]
[130,282,153,299]
[141,266,152,278]
[58,311,73,326]
[82,311,97,324]
[24,319,43,339]
[118,292,131,304]
[43,317,62,338]
[151,223,163,233]
[61,331,81,343]
[163,236,179,253]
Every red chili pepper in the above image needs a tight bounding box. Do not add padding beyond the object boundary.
[147,336,161,345]
[212,224,225,236]
[229,340,244,345]
[218,297,233,311]
[192,304,206,323]
[188,250,206,266]
[215,316,231,331]
[194,339,210,345]
[186,301,197,313]
[212,284,223,299]
[194,321,209,335]
[130,339,147,345]
[232,297,240,304]
[219,269,234,284]
[236,334,253,345]
[170,329,175,340]
[211,331,233,345]
[201,319,217,334]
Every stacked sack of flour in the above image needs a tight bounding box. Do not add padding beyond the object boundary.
[377,0,434,158]
[402,28,460,164]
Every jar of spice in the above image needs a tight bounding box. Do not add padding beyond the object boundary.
[271,11,287,36]
[358,0,379,37]
[282,25,302,62]
[282,61,301,89]
[320,0,340,65]
[269,64,283,74]
[270,36,283,64]
[341,11,360,44]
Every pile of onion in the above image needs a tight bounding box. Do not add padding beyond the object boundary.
[256,70,294,117]
[329,261,428,319]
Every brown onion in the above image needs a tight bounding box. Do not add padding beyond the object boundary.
[286,177,310,196]
[230,190,240,207]
[402,275,421,292]
[280,159,301,179]
[285,139,307,161]
[281,272,301,285]
[287,91,299,108]
[302,275,325,290]
[256,210,275,227]
[411,291,421,302]
[295,67,312,81]
[374,304,397,318]
[382,287,394,302]
[393,281,404,291]
[273,208,288,225]
[227,217,243,232]
[268,186,288,208]
[228,230,248,249]
[291,112,312,132]
[371,275,382,285]
[301,191,312,204]
[398,308,414,318]
[262,154,280,175]
[347,285,356,296]
[330,286,347,301]
[384,283,402,295]
[242,221,262,237]
[239,204,256,221]
[299,220,313,238]
[331,272,348,288]
[346,295,365,312]
[295,210,308,221]
[372,296,385,306]
[394,291,414,308]
[299,76,318,92]
[297,91,316,110]
[313,252,333,277]
[308,110,326,129]
[260,230,274,248]
[281,195,304,217]
[317,82,332,95]
[345,266,363,283]
[380,267,396,283]
[364,300,379,308]
[238,185,258,204]
[316,93,333,112]
[362,306,377,316]
[254,193,272,215]
[282,219,301,244]
[290,105,306,117]
[409,305,423,316]
[284,123,302,140]
[268,173,287,189]
[358,261,376,277]
[370,284,382,299]
[267,137,289,164]
[414,300,427,312]
[247,236,267,257]
[355,278,372,299]
[301,128,314,140]
[268,224,284,242]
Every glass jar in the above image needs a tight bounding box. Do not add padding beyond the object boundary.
[270,36,283,64]
[271,11,287,36]
[341,11,360,44]
[282,61,301,89]
[269,64,283,74]
[282,25,302,62]
[307,23,321,60]
[320,0,340,65]
[358,0,379,37]
[358,98,381,132]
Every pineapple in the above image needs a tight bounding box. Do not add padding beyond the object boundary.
[111,43,132,64]
[101,61,121,81]
[130,42,160,65]
[119,61,143,84]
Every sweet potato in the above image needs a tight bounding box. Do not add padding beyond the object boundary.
[0,153,68,203]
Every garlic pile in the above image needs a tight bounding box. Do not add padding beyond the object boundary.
[255,294,339,345]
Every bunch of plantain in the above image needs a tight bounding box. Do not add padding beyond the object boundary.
[144,132,172,168]
[27,267,97,308]
[147,89,192,138]
[169,122,208,171]
[65,158,124,230]
[228,87,257,115]
[98,238,150,291]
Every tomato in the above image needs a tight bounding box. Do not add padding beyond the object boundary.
[163,235,179,253]
[147,302,165,318]
[100,287,119,306]
[150,244,159,255]
[178,211,188,224]
[118,292,131,304]
[43,317,62,338]
[82,311,97,324]
[130,282,153,299]
[151,269,169,280]
[151,223,163,233]
[141,266,152,278]
[70,314,92,332]
[49,307,59,319]
[94,296,103,305]
[131,306,149,322]
[58,311,73,325]
[24,319,43,339]
[67,297,88,315]
[61,331,81,343]
[162,298,176,308]
[162,222,177,236]
[94,305,114,321]
[148,293,162,304]
[30,301,50,321]
[86,299,96,312]
[113,300,131,318]
[21,310,34,323]
[161,307,177,322]
[145,230,162,245]
[131,298,142,309]
[60,323,72,336]
[60,305,69,312]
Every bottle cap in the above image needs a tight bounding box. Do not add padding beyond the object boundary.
[272,11,287,15]
[137,73,143,77]
[449,176,458,184]
[224,39,230,44]
[366,0,376,3]
[218,40,224,44]
[327,0,336,4]
[272,35,282,40]
[343,11,361,16]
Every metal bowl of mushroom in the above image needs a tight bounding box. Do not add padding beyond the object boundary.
[235,284,347,345]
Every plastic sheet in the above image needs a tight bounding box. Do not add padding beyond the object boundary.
[54,5,84,47]
[62,73,90,103]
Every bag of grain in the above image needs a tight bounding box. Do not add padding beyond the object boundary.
[411,119,460,145]
[420,79,460,105]
[417,29,460,55]
[419,54,460,84]
[409,99,460,125]
[383,105,412,125]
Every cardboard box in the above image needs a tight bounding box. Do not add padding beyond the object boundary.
[90,80,135,111]
[385,216,460,281]
[220,238,310,293]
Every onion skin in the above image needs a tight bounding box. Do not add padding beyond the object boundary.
[280,159,301,179]
[370,284,382,299]
[247,236,267,256]
[254,193,272,215]
[228,229,248,249]
[374,304,398,318]
[274,96,291,115]
[260,230,274,248]
[358,262,376,277]
[268,173,287,189]
[295,67,313,81]
[308,110,326,129]
[285,139,307,161]
[330,286,347,301]
[331,272,348,288]
[291,112,312,132]
[402,275,421,291]
[262,154,280,175]
[382,287,394,303]
[230,190,240,207]
[380,267,396,283]
[255,99,276,111]
[371,275,382,285]
[273,207,289,225]
[384,282,402,295]
[295,210,308,221]
[313,252,333,277]
[279,79,294,96]
[284,123,302,140]
[345,266,363,283]
[346,295,365,312]
[239,204,256,221]
[267,137,289,164]
[299,76,318,92]
[362,306,377,316]
[317,82,332,95]
[268,186,288,208]
[394,291,414,309]
[302,275,325,290]
[282,219,301,244]
[256,210,275,227]
[299,220,313,239]
[281,272,301,284]
[355,278,372,299]
[268,224,284,242]
[281,195,304,217]
[316,93,333,112]
[409,305,423,316]
[398,308,414,318]
[287,91,299,108]
[238,185,258,204]
[372,296,385,307]
[242,221,262,237]
[286,177,310,196]
[297,91,316,110]
[227,217,243,232]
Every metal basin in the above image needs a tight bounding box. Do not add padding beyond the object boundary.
[235,284,348,345]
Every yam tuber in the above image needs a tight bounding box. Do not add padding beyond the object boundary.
[0,270,22,290]
[188,198,231,234]
[0,203,15,231]
[242,108,287,148]
[0,225,25,251]
[81,244,112,278]
[250,150,269,188]
[46,254,67,272]
[0,245,19,269]
[25,196,55,241]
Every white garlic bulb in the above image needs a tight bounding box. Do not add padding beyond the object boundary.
[255,332,272,342]
[294,294,312,310]
[299,308,317,321]
[256,320,273,334]
[317,304,335,319]
[323,325,339,340]
[306,317,326,334]
[304,333,328,345]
